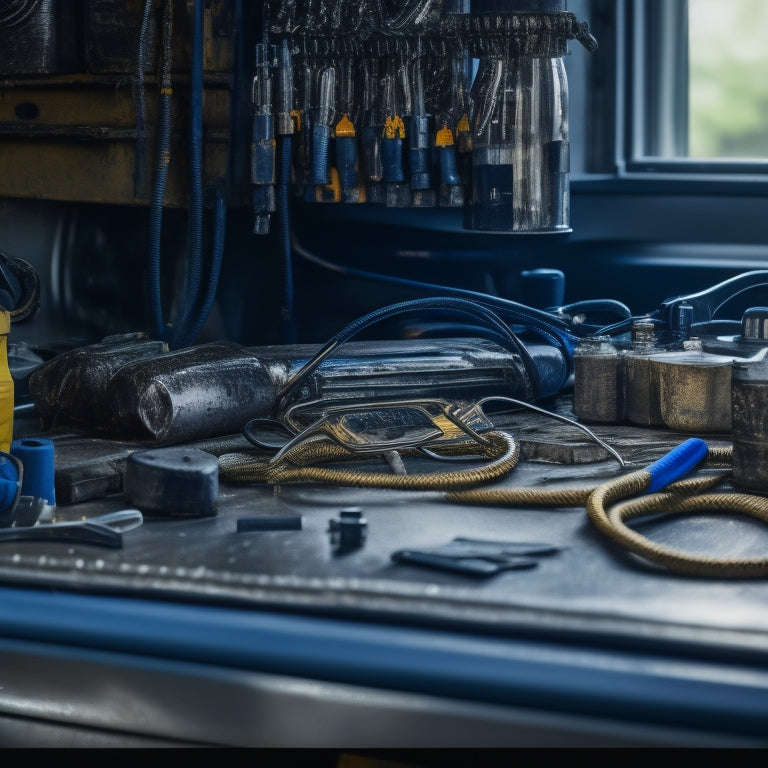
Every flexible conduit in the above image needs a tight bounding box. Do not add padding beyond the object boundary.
[147,0,174,341]
[272,296,545,416]
[171,0,205,347]
[134,0,153,198]
[181,183,227,346]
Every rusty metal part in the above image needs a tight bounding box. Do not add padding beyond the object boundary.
[654,352,733,433]
[624,352,665,428]
[731,357,768,491]
[573,337,625,425]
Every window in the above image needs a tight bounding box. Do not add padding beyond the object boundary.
[689,0,768,159]
[622,0,768,175]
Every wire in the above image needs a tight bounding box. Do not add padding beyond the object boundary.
[147,0,174,341]
[273,295,546,416]
[171,0,205,348]
[278,134,297,342]
[291,236,595,371]
[179,183,227,347]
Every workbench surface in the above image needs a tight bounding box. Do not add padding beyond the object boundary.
[2,396,767,747]
[6,397,765,653]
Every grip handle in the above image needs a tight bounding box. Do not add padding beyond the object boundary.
[646,438,708,493]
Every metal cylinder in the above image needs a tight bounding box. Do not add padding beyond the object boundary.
[654,352,732,433]
[624,321,664,428]
[573,336,624,424]
[731,357,768,491]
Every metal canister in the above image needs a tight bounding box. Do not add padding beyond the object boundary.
[624,320,665,428]
[731,355,768,492]
[573,336,624,424]
[654,351,732,433]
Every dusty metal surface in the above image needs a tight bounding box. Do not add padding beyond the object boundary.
[6,393,763,663]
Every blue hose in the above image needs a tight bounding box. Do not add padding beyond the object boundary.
[278,135,296,342]
[171,0,205,347]
[274,296,545,414]
[181,184,227,347]
[147,0,173,341]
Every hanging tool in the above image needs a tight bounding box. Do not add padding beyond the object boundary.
[408,38,434,206]
[381,52,408,206]
[360,52,384,203]
[310,65,335,186]
[251,42,276,234]
[311,64,342,202]
[435,40,469,207]
[276,38,298,341]
[334,53,363,202]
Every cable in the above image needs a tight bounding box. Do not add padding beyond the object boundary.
[448,439,768,578]
[278,134,296,342]
[171,0,205,348]
[147,0,173,341]
[273,296,545,416]
[180,183,227,347]
[291,237,583,364]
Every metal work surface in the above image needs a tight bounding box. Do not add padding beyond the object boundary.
[1,396,767,746]
[4,397,763,657]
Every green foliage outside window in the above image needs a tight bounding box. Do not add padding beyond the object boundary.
[689,0,768,158]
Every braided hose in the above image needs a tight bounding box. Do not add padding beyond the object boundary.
[452,441,768,578]
[219,431,520,490]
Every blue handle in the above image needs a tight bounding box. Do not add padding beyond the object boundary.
[645,438,708,493]
[382,137,404,183]
[336,136,359,193]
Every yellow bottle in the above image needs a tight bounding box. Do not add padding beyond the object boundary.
[0,310,13,453]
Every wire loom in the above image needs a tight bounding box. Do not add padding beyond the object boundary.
[220,437,768,579]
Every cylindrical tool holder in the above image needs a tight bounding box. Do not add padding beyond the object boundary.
[11,437,56,506]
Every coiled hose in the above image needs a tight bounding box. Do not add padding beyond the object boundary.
[449,440,768,579]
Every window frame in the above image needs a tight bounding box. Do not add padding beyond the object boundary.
[573,0,768,191]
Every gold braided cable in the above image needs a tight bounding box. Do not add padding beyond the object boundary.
[446,486,595,508]
[446,447,734,511]
[218,431,521,490]
[601,490,768,578]
[583,448,768,577]
[704,444,733,466]
[446,440,768,578]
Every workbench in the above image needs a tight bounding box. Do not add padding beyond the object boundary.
[0,397,766,748]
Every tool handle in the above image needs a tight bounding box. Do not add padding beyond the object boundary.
[645,438,708,493]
